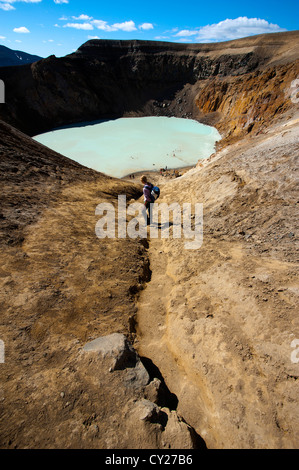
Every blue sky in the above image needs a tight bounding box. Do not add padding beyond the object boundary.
[0,0,298,58]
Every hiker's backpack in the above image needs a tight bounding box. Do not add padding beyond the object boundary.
[151,186,160,202]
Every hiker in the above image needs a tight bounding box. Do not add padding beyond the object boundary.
[141,175,153,225]
[140,175,160,226]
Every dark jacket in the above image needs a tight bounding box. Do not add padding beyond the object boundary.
[143,183,153,203]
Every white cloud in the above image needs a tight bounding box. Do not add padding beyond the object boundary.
[54,0,69,4]
[139,23,154,31]
[88,35,100,40]
[0,35,6,39]
[13,26,30,33]
[92,19,137,32]
[172,17,287,43]
[60,17,147,34]
[175,30,198,37]
[0,3,15,10]
[92,20,112,31]
[111,20,137,32]
[4,0,41,3]
[64,23,94,31]
[195,17,287,42]
[72,14,92,21]
[163,27,178,34]
[1,0,43,10]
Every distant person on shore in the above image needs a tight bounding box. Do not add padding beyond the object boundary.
[140,175,154,226]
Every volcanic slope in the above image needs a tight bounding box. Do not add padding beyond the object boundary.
[0,120,203,449]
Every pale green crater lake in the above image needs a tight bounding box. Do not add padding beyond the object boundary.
[33,117,221,178]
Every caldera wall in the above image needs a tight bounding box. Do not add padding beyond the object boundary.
[0,32,298,141]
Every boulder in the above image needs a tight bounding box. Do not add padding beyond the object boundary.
[83,333,150,389]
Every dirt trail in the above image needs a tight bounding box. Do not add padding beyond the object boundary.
[134,177,217,446]
[133,174,178,370]
[135,236,177,378]
[135,231,216,443]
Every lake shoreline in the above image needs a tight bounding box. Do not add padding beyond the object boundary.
[121,165,195,181]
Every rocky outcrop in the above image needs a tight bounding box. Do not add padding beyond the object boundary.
[81,333,200,449]
[194,62,299,145]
